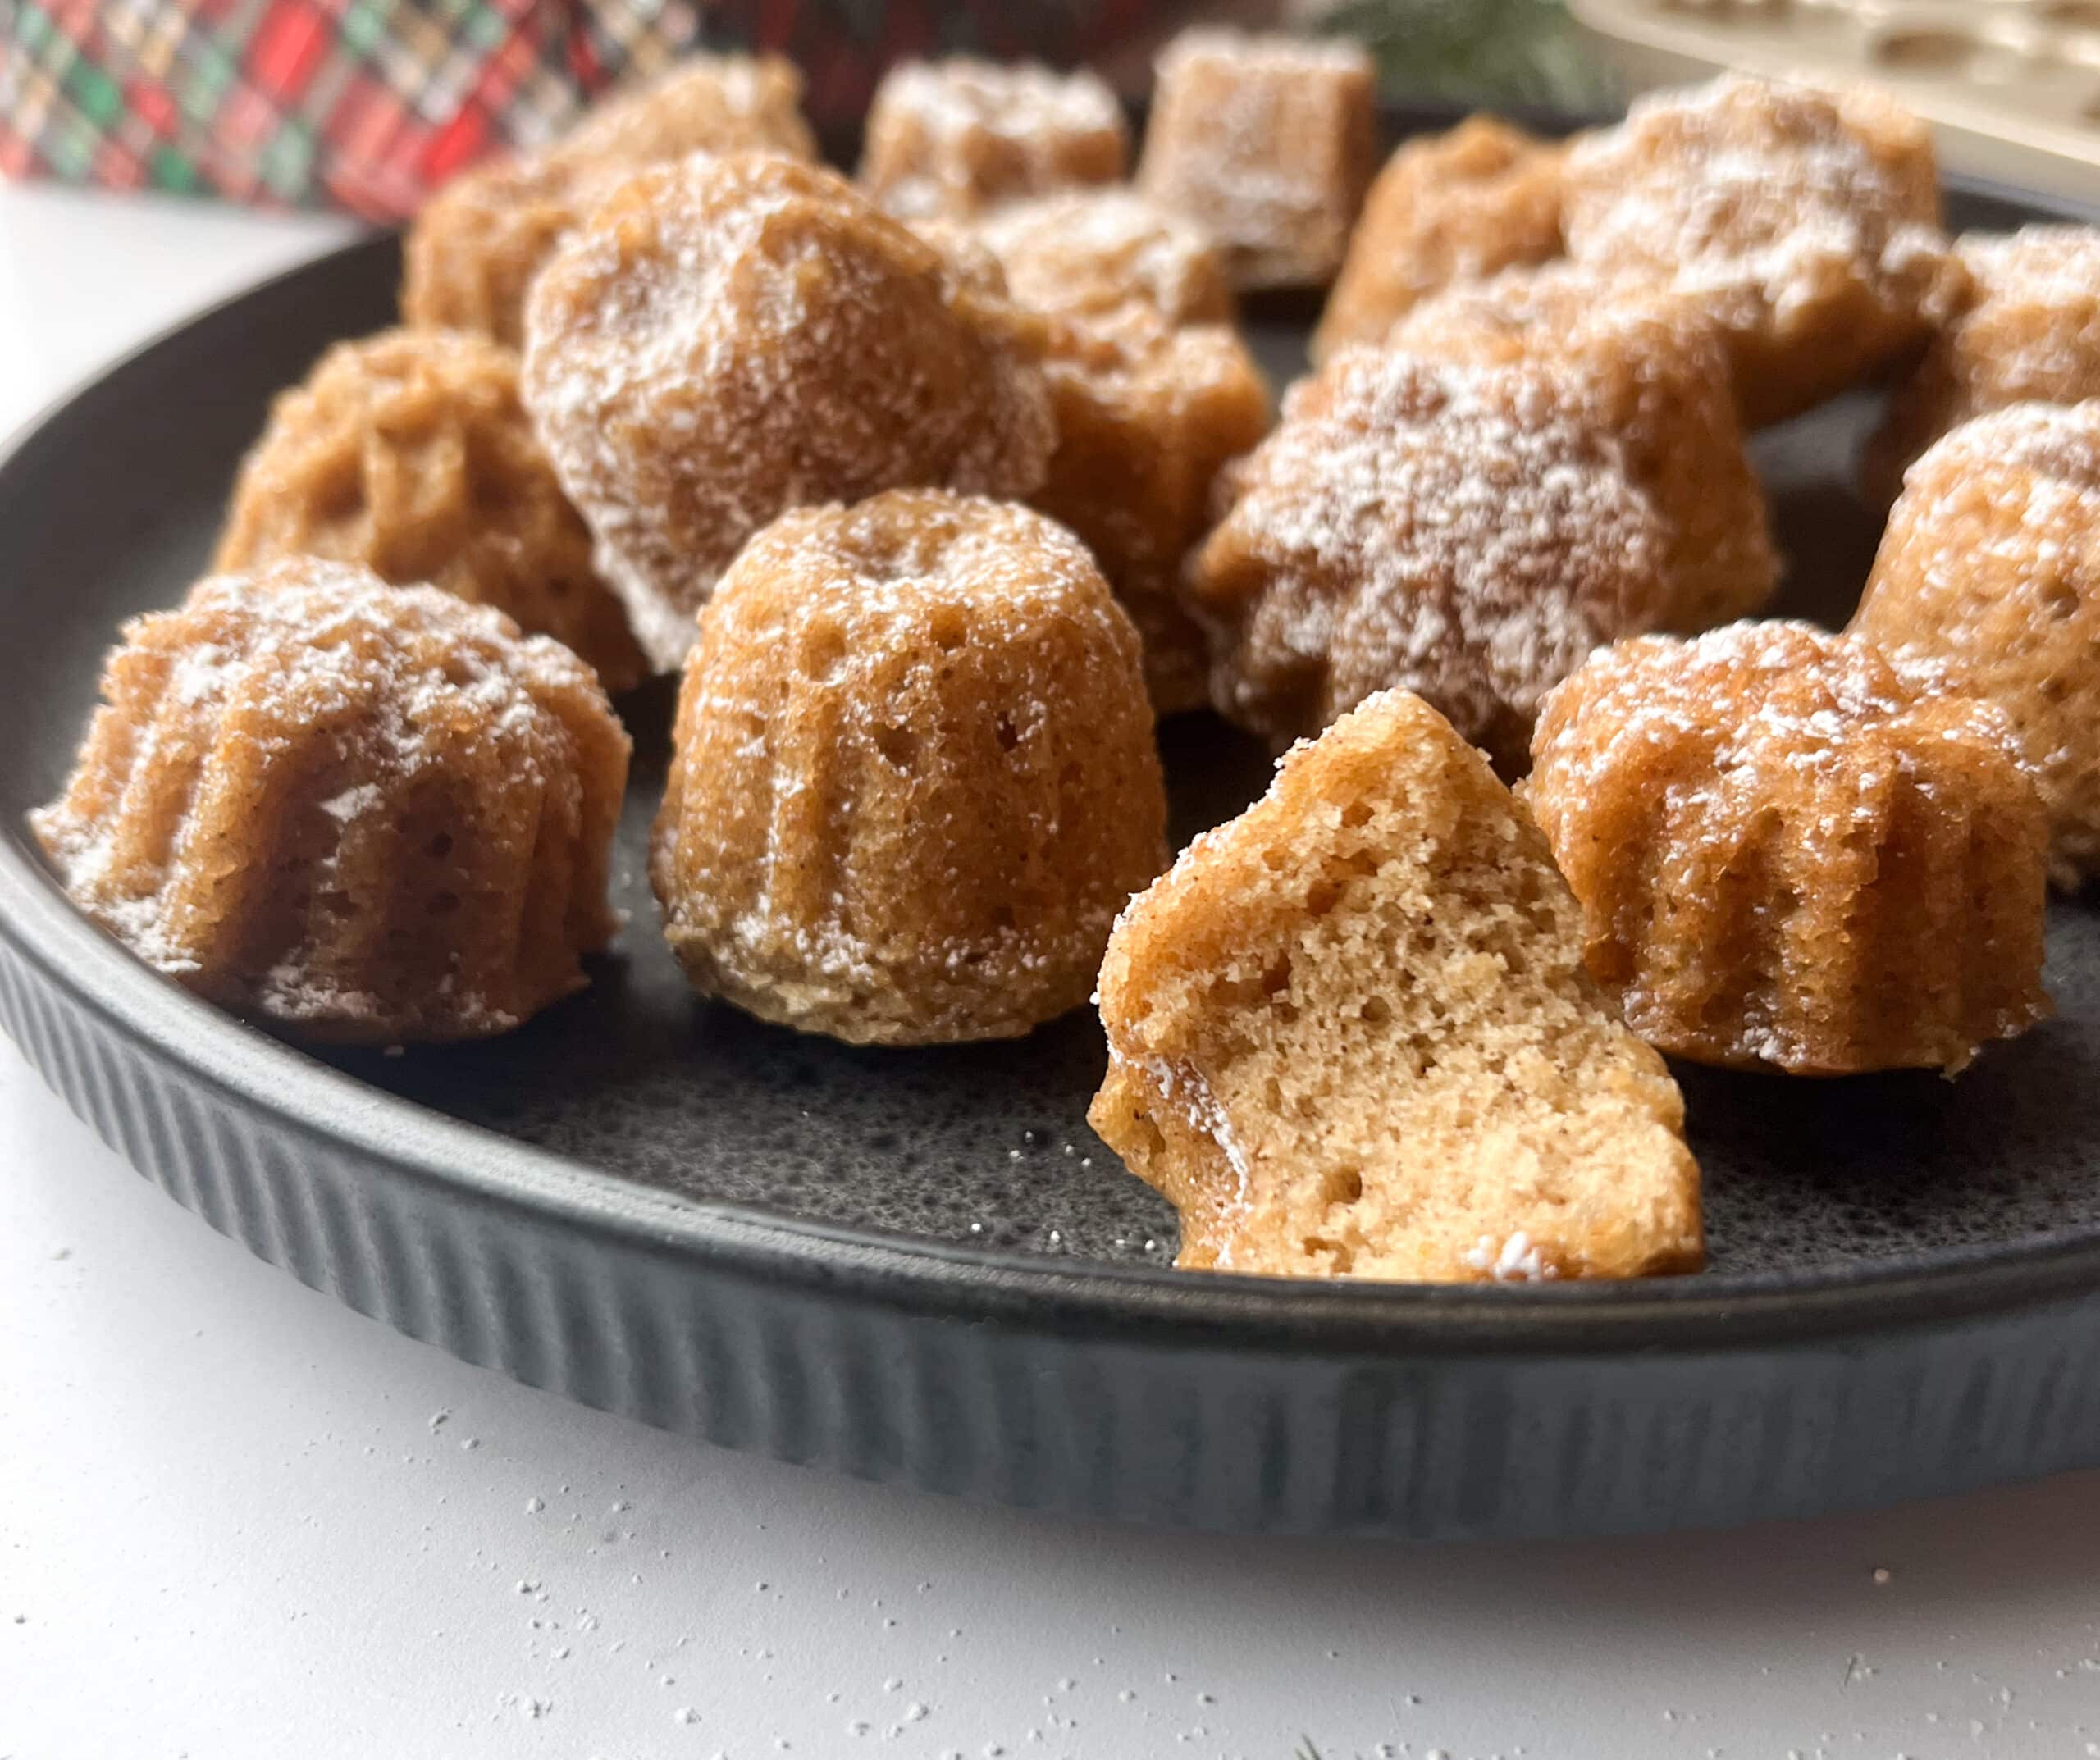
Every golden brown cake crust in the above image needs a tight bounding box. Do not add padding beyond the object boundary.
[32,560,630,1043]
[1136,27,1379,290]
[973,188,1235,329]
[214,326,646,693]
[947,193,1261,714]
[1862,226,2100,507]
[1184,346,1671,768]
[859,58,1128,221]
[1854,400,2100,889]
[521,153,1057,673]
[1527,622,2051,1075]
[1313,116,1567,362]
[552,52,816,166]
[400,154,589,351]
[1028,307,1271,717]
[1563,75,1956,427]
[650,490,1168,1046]
[1088,687,1702,1284]
[1387,267,1777,632]
[399,52,818,349]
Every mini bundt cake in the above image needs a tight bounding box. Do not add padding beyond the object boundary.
[1028,306,1271,716]
[1136,28,1378,290]
[1862,226,2100,506]
[1562,75,1956,427]
[400,52,817,349]
[215,327,646,692]
[522,152,1056,672]
[31,560,630,1042]
[400,154,590,351]
[1184,345,1671,769]
[1388,267,1778,632]
[552,52,817,166]
[1854,401,2100,889]
[1313,116,1568,362]
[973,188,1235,328]
[859,58,1128,221]
[1089,687,1703,1283]
[1527,622,2050,1075]
[651,490,1167,1045]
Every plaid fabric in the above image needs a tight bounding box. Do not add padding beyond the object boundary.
[0,0,1170,220]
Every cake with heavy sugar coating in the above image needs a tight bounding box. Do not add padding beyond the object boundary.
[860,57,1127,221]
[1855,399,2100,889]
[31,559,630,1042]
[1314,116,1568,362]
[215,327,645,692]
[1863,226,2100,506]
[1184,344,1671,769]
[1088,687,1703,1283]
[400,52,817,349]
[651,490,1167,1046]
[974,188,1235,328]
[1527,621,2050,1075]
[521,153,1056,672]
[1388,266,1777,632]
[1563,75,1956,427]
[1137,27,1378,290]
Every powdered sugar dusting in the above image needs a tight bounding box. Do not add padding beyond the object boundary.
[1190,346,1669,752]
[1932,228,2100,414]
[1527,619,2047,1072]
[1564,75,1949,349]
[1138,27,1375,286]
[31,559,621,1037]
[861,59,1125,221]
[973,188,1229,326]
[1461,1229,1559,1282]
[522,153,1054,672]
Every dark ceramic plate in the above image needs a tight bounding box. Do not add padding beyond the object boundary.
[6,110,2100,1539]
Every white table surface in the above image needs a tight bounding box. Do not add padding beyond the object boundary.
[2,180,2099,1760]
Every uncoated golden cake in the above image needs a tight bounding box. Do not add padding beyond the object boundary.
[651,490,1167,1046]
[1855,399,2100,890]
[215,326,646,692]
[1313,116,1568,362]
[32,559,630,1042]
[1527,621,2050,1075]
[1026,307,1270,718]
[1089,687,1702,1283]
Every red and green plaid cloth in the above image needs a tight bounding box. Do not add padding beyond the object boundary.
[0,0,1179,221]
